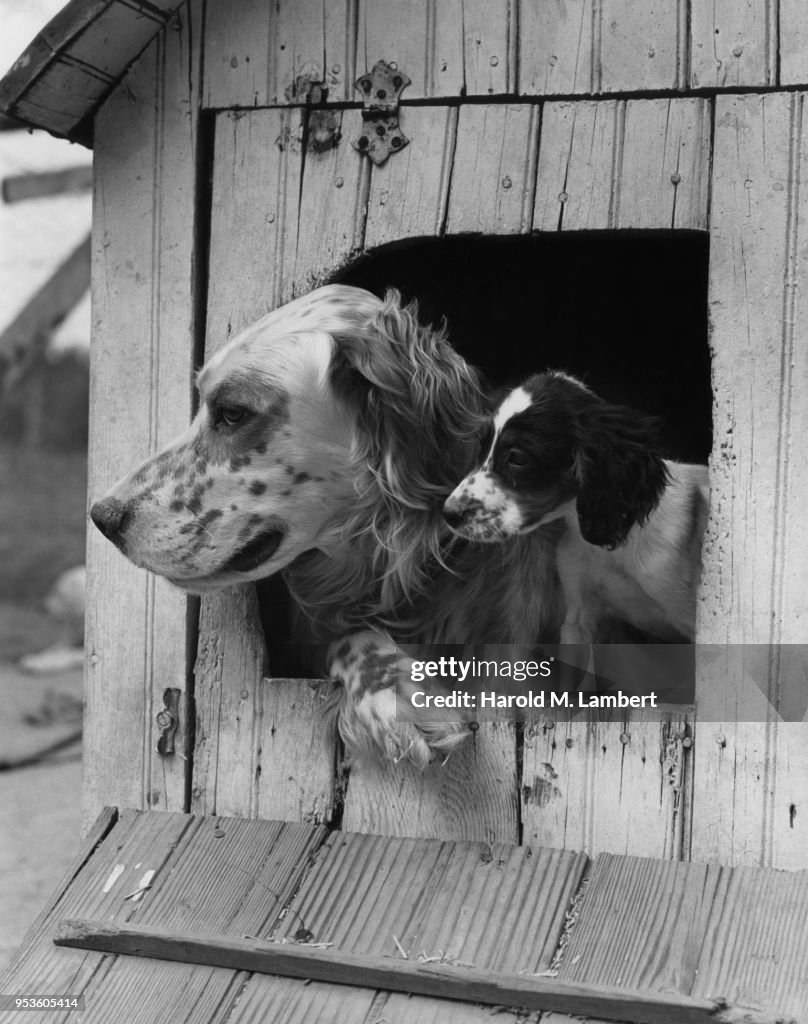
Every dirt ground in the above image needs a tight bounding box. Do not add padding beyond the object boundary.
[0,443,87,972]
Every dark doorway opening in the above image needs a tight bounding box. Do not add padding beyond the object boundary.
[259,231,711,678]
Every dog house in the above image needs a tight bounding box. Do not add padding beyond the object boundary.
[3,1,808,872]
[5,3,808,1020]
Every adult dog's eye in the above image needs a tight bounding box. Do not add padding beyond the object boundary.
[218,406,248,427]
[505,448,529,468]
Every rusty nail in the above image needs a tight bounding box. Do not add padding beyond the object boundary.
[393,75,403,88]
[502,175,512,189]
[376,88,387,99]
[213,828,225,838]
[391,136,402,149]
[682,737,693,748]
[559,190,569,203]
[335,176,344,188]
[619,732,630,745]
[490,55,499,66]
[358,136,369,149]
[670,172,682,185]
[565,737,574,748]
[376,124,385,136]
[361,79,371,92]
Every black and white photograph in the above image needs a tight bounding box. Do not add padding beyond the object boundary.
[1,2,806,1022]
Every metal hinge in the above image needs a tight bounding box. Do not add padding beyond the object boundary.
[352,60,411,165]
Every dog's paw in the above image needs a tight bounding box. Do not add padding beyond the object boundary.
[327,630,476,768]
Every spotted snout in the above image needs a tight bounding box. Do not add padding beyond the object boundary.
[443,468,526,541]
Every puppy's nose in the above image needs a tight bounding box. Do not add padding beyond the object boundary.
[443,505,469,529]
[90,498,128,541]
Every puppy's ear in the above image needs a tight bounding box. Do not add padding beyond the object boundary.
[332,289,486,500]
[573,403,670,548]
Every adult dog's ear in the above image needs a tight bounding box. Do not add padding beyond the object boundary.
[573,402,670,548]
[332,289,486,503]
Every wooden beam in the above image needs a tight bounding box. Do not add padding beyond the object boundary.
[2,165,92,203]
[0,233,90,391]
[53,919,767,1024]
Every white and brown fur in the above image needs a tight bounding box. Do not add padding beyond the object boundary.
[91,286,564,767]
[444,372,709,645]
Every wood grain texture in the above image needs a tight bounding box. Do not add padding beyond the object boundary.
[780,1,808,85]
[364,106,458,247]
[559,854,721,993]
[204,0,355,108]
[446,103,540,234]
[271,830,586,970]
[254,680,336,826]
[598,0,687,92]
[56,918,735,1024]
[85,2,202,830]
[690,0,776,88]
[0,810,196,1011]
[522,708,693,859]
[291,107,369,294]
[30,812,323,1024]
[534,98,711,231]
[193,586,267,819]
[206,108,305,332]
[691,865,808,1020]
[694,92,808,868]
[342,720,519,842]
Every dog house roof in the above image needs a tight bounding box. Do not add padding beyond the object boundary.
[0,0,183,147]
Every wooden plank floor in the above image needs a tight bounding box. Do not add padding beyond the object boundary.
[2,810,806,1023]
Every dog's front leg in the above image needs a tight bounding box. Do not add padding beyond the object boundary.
[327,630,477,768]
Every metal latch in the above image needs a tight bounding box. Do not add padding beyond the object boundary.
[156,687,181,756]
[353,61,410,165]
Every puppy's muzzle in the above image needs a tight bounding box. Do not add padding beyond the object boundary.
[443,503,473,531]
[90,498,129,546]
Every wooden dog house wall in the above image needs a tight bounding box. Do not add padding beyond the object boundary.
[5,0,808,870]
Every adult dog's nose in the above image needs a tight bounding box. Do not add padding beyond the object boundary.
[90,498,128,541]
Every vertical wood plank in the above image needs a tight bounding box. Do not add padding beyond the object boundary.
[534,99,711,231]
[203,0,355,108]
[599,0,687,92]
[446,103,540,234]
[690,0,776,88]
[518,0,596,96]
[459,0,514,95]
[522,709,693,858]
[85,0,202,830]
[356,0,464,98]
[255,680,336,825]
[364,106,458,246]
[205,108,305,339]
[291,108,370,295]
[780,2,808,85]
[693,92,808,869]
[342,720,519,842]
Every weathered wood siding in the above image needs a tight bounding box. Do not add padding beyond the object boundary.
[86,0,203,831]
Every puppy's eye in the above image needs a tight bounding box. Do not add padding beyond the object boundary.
[218,406,249,427]
[505,448,530,468]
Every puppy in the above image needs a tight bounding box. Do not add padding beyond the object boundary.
[443,371,709,645]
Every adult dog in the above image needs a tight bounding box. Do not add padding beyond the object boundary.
[91,286,562,766]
